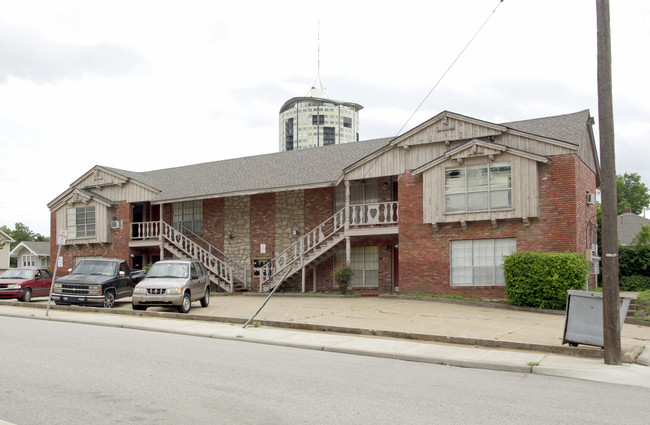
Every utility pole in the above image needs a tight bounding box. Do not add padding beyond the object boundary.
[596,0,621,364]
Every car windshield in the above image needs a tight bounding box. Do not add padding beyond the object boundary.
[0,269,32,279]
[72,261,117,277]
[146,263,189,279]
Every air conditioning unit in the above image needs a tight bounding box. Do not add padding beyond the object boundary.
[586,194,596,205]
[110,220,122,229]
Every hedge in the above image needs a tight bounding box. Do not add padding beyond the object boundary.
[503,251,588,310]
[619,274,650,292]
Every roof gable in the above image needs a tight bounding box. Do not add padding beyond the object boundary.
[414,139,549,175]
[10,241,50,257]
[0,229,15,243]
[393,111,507,148]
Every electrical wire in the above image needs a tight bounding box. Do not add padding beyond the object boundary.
[394,0,505,137]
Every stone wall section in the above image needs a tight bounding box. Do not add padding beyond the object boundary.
[275,190,305,254]
[225,196,251,267]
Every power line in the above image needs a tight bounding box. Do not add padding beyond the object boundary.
[394,0,505,137]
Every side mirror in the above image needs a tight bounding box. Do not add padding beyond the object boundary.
[119,270,126,277]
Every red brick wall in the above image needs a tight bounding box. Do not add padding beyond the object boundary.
[397,154,597,299]
[305,187,333,230]
[250,193,275,260]
[53,201,133,276]
[202,198,225,253]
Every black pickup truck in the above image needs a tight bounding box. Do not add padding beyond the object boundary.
[52,258,146,308]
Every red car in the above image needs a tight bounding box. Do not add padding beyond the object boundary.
[0,267,53,302]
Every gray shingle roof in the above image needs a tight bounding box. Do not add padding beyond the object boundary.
[105,138,392,202]
[617,213,650,246]
[11,241,50,256]
[501,109,591,147]
[96,110,593,204]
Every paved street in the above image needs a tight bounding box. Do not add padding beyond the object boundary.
[2,316,650,425]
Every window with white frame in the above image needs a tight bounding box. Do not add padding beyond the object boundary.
[335,246,379,287]
[445,162,511,213]
[334,180,379,212]
[66,206,96,239]
[450,238,516,286]
[172,201,203,234]
[21,255,36,267]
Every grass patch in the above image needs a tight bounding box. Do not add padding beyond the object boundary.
[277,291,360,296]
[636,290,650,320]
[402,293,483,302]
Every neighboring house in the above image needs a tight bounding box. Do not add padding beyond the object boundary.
[617,208,650,246]
[0,229,16,273]
[10,241,51,268]
[47,110,600,299]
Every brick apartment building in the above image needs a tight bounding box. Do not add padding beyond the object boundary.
[48,110,599,299]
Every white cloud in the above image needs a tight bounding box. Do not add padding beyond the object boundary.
[0,0,649,236]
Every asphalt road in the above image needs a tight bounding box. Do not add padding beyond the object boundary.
[2,316,650,425]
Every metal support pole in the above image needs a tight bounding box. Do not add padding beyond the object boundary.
[45,244,63,317]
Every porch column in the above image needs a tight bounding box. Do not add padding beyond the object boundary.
[159,204,164,260]
[345,180,351,265]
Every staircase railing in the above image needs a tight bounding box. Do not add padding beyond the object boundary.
[160,222,250,291]
[259,208,347,291]
[131,221,249,292]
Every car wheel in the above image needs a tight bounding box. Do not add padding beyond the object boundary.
[19,288,32,302]
[200,286,210,308]
[132,304,147,311]
[177,293,191,314]
[103,291,116,308]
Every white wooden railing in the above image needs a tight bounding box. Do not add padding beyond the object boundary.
[349,201,398,226]
[258,201,398,291]
[130,221,249,291]
[259,208,347,291]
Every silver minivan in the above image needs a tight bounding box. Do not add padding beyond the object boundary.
[132,259,210,313]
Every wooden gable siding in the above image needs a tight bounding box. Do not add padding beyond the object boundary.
[76,170,156,203]
[577,136,598,173]
[346,126,577,181]
[401,116,503,146]
[85,182,156,204]
[422,153,540,224]
[54,200,113,244]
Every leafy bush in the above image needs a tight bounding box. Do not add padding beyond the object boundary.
[618,246,650,277]
[503,252,588,310]
[334,266,354,294]
[619,274,650,292]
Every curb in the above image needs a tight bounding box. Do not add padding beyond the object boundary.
[0,299,611,359]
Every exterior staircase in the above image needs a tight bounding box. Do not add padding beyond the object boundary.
[160,221,250,292]
[259,209,346,291]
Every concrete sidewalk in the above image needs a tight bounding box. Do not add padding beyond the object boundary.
[1,295,649,388]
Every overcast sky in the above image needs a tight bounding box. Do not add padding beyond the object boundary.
[1,0,649,236]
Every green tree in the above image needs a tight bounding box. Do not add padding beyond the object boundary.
[630,224,650,249]
[0,222,49,248]
[617,172,650,215]
[0,223,49,268]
